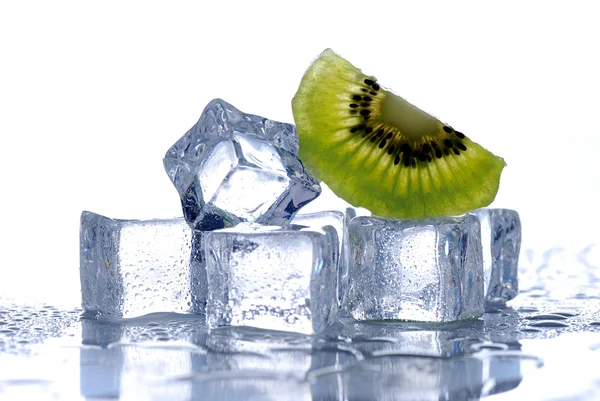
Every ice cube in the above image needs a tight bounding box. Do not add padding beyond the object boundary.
[344,215,484,322]
[470,208,521,305]
[163,99,321,231]
[290,210,345,278]
[204,223,339,334]
[291,210,345,257]
[79,211,200,318]
[189,230,208,314]
[291,209,357,309]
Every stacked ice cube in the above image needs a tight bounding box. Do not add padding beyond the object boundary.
[80,98,521,333]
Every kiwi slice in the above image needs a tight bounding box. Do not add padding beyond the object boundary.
[292,49,506,219]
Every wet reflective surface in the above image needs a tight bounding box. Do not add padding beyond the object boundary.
[2,246,600,400]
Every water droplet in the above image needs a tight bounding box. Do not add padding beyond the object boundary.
[529,320,569,328]
[526,314,568,321]
[549,311,579,317]
[521,328,542,333]
[257,305,267,315]
[518,307,539,313]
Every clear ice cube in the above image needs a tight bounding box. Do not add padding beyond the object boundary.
[470,208,521,304]
[163,99,320,231]
[291,209,357,309]
[344,215,484,322]
[290,210,345,266]
[79,211,199,318]
[205,223,339,334]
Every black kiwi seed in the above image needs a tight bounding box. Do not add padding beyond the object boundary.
[455,131,465,139]
[370,136,377,142]
[360,103,370,107]
[353,95,362,101]
[394,155,400,165]
[388,145,395,154]
[363,96,372,102]
[350,103,359,108]
[371,83,380,91]
[402,151,413,167]
[361,88,369,93]
[457,142,467,151]
[379,140,386,148]
[418,153,427,162]
[364,127,373,134]
[386,132,393,139]
[360,109,371,116]
[443,139,453,148]
[369,91,377,96]
[443,126,453,133]
[453,148,460,155]
[364,79,375,85]
[435,149,442,158]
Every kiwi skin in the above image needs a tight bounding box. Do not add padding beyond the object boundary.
[292,49,506,219]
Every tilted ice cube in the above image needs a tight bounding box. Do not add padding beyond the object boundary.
[205,223,339,334]
[470,208,521,304]
[344,215,484,322]
[163,99,321,231]
[80,211,200,318]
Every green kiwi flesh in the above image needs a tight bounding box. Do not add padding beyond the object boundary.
[291,49,506,219]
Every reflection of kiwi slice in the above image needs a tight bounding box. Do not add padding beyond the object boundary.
[292,49,506,219]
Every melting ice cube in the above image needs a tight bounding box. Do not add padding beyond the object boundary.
[344,215,484,323]
[204,223,339,334]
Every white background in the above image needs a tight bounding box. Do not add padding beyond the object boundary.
[1,1,599,306]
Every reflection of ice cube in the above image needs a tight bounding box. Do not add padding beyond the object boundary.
[163,99,320,231]
[312,350,522,401]
[79,212,197,318]
[344,215,484,322]
[206,327,312,376]
[205,223,339,334]
[80,318,206,401]
[471,209,521,304]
